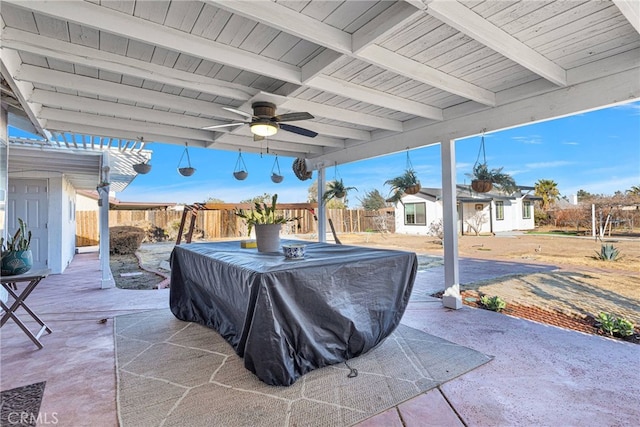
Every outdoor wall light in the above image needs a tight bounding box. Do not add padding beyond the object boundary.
[250,120,278,137]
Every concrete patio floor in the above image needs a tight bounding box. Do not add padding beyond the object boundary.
[1,251,638,426]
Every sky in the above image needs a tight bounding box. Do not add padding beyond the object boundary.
[10,101,640,206]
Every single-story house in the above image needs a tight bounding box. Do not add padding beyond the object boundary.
[4,133,151,276]
[395,185,542,236]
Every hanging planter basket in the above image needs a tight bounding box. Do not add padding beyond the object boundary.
[405,183,422,195]
[271,155,284,183]
[233,149,248,180]
[471,179,493,193]
[133,163,152,174]
[177,143,196,177]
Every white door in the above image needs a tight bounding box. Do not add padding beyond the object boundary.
[7,179,48,270]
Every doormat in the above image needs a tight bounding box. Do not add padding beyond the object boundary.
[0,382,46,427]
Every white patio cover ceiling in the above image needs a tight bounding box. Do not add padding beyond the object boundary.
[1,0,639,167]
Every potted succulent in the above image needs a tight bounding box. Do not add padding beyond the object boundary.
[467,163,517,194]
[385,169,421,204]
[1,218,33,276]
[322,179,357,204]
[235,194,299,253]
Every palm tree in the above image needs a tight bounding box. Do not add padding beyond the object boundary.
[534,179,560,210]
[626,185,640,196]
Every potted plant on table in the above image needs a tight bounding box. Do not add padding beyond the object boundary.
[1,218,33,276]
[322,179,357,204]
[235,194,299,253]
[385,168,421,204]
[467,163,517,194]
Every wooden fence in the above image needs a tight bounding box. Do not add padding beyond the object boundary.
[76,206,395,246]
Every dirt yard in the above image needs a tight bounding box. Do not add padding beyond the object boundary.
[333,231,640,327]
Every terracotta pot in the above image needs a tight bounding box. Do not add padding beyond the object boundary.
[1,249,33,276]
[405,183,421,195]
[471,180,493,193]
[254,224,282,253]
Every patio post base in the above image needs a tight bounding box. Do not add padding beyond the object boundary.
[442,295,463,310]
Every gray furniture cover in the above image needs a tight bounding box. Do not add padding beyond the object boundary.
[170,240,417,386]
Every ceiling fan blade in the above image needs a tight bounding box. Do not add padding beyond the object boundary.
[280,123,318,138]
[253,134,265,142]
[222,106,254,119]
[202,122,246,130]
[274,112,314,122]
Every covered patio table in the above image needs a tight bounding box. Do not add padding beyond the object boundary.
[170,240,417,386]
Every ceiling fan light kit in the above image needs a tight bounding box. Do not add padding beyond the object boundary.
[251,120,278,137]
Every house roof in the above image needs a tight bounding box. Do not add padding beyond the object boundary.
[1,1,638,168]
[77,190,176,210]
[412,185,543,202]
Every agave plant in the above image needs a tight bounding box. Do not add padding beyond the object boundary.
[322,179,357,204]
[385,169,421,204]
[595,244,621,261]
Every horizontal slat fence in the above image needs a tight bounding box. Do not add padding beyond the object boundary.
[76,206,395,246]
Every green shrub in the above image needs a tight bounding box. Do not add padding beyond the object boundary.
[110,226,145,255]
[596,312,635,337]
[480,295,507,312]
[595,244,621,261]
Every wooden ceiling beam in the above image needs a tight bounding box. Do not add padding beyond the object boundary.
[425,0,567,86]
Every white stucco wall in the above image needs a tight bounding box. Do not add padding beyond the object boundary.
[394,194,442,235]
[76,192,98,211]
[396,194,536,236]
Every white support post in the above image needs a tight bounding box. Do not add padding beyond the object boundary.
[317,166,326,243]
[441,139,462,309]
[99,155,114,289]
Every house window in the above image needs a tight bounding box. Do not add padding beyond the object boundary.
[495,201,504,220]
[404,202,426,225]
[522,200,532,219]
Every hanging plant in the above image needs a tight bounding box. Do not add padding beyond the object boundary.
[271,155,283,183]
[233,149,248,180]
[466,132,516,194]
[322,164,356,204]
[385,149,421,204]
[177,142,196,176]
[323,179,357,203]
